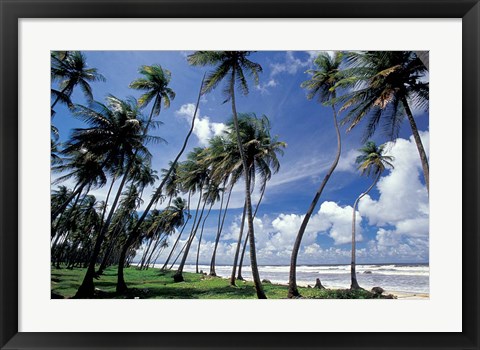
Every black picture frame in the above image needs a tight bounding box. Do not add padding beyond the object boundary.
[1,1,479,349]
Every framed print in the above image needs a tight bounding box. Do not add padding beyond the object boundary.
[1,0,479,349]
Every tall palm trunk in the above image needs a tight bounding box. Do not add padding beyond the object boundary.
[401,96,429,193]
[237,184,265,280]
[174,189,207,282]
[350,171,381,290]
[116,76,204,293]
[230,201,247,285]
[230,68,266,299]
[209,185,233,276]
[288,105,341,298]
[196,203,213,273]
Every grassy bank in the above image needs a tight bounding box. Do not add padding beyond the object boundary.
[51,266,396,299]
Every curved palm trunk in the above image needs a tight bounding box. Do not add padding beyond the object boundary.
[209,185,233,276]
[196,203,213,273]
[117,76,205,293]
[230,201,247,285]
[288,105,341,298]
[237,184,266,280]
[230,68,266,299]
[174,189,207,282]
[401,96,429,194]
[350,171,381,290]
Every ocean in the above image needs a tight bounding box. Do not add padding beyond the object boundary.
[166,263,430,294]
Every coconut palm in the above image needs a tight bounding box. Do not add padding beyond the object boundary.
[116,75,205,294]
[350,141,394,289]
[339,51,429,192]
[195,182,222,273]
[187,51,267,298]
[129,64,175,129]
[288,52,344,298]
[72,96,157,298]
[51,150,107,221]
[228,114,285,286]
[144,197,188,268]
[173,148,210,282]
[51,51,105,114]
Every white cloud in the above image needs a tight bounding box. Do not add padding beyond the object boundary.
[175,103,226,146]
[270,51,311,77]
[336,148,360,173]
[256,79,278,94]
[358,131,429,238]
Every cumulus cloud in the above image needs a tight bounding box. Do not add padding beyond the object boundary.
[358,131,429,237]
[175,103,227,146]
[336,148,360,173]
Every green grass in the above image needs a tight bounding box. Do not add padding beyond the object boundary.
[51,266,396,299]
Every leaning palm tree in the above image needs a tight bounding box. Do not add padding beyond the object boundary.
[173,148,210,282]
[288,52,344,298]
[339,51,429,192]
[116,75,205,294]
[187,51,266,299]
[129,64,175,124]
[51,51,105,113]
[228,114,285,286]
[350,141,394,289]
[72,96,157,298]
[196,182,222,273]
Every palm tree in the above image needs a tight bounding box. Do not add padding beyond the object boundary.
[350,141,394,289]
[146,197,187,268]
[288,52,344,298]
[339,51,429,192]
[51,150,107,221]
[187,51,267,299]
[173,148,210,282]
[72,96,156,298]
[116,75,205,294]
[51,51,105,114]
[228,114,285,286]
[129,64,175,128]
[196,183,221,273]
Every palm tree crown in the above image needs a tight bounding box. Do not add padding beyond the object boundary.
[187,51,262,101]
[339,51,428,140]
[129,64,176,117]
[51,51,106,105]
[356,141,394,177]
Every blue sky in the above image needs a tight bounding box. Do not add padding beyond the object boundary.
[52,51,429,266]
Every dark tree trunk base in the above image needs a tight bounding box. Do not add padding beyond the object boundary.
[287,287,301,299]
[350,280,363,290]
[173,273,184,282]
[116,280,128,294]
